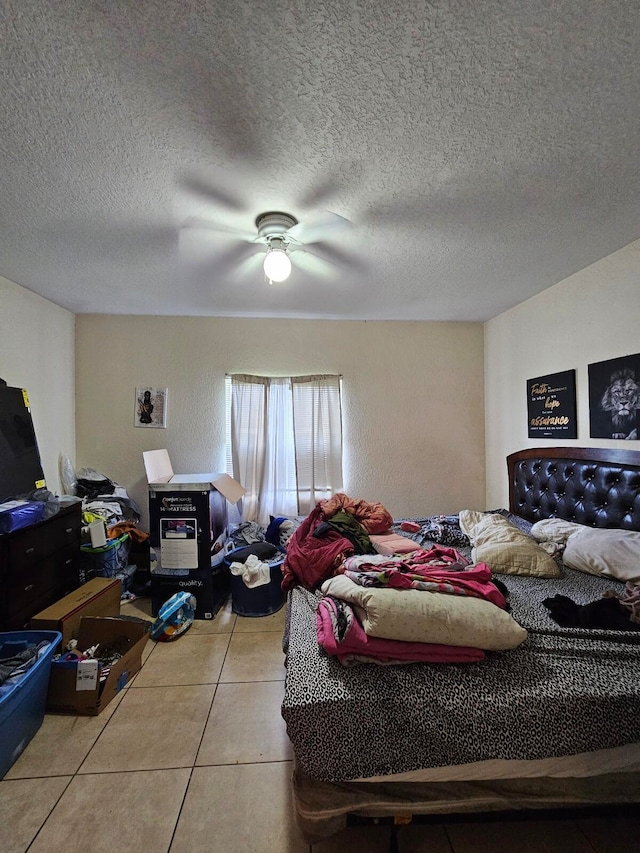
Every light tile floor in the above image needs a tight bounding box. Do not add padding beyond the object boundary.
[2,596,639,853]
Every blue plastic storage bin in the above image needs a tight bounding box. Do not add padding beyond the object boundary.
[0,630,61,779]
[79,533,130,582]
[224,549,286,617]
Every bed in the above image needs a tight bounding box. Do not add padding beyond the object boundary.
[280,446,640,843]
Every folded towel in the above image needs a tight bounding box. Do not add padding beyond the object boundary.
[369,532,420,556]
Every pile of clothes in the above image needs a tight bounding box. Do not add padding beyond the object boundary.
[281,493,394,590]
[0,638,52,695]
[74,467,143,530]
[283,493,525,666]
[543,582,640,631]
[65,466,149,592]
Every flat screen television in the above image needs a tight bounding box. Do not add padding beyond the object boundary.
[0,385,46,503]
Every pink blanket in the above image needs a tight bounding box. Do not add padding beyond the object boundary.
[369,532,420,555]
[316,595,485,665]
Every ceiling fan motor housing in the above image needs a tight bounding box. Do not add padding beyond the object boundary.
[255,211,298,239]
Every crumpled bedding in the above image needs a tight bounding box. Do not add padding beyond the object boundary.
[282,494,395,591]
[318,493,393,533]
[320,572,526,650]
[282,505,355,591]
[282,511,640,783]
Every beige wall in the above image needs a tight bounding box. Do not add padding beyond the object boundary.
[484,239,640,509]
[0,276,76,495]
[6,234,640,529]
[75,316,486,529]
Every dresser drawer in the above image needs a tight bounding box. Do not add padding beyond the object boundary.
[6,555,58,614]
[0,502,82,631]
[8,591,58,631]
[52,512,82,551]
[55,546,80,591]
[2,506,81,571]
[5,529,55,571]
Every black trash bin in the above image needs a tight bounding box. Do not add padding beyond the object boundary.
[224,548,286,617]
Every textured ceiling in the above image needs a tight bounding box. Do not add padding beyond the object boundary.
[1,1,639,321]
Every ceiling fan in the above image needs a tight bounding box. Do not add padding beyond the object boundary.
[257,210,354,284]
[178,186,360,286]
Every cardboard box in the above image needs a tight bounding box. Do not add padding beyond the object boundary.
[46,616,149,716]
[30,578,121,650]
[142,449,245,503]
[150,565,230,620]
[143,449,245,581]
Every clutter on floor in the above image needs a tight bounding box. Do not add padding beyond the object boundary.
[46,616,149,715]
[149,591,196,641]
[222,516,303,617]
[59,456,150,599]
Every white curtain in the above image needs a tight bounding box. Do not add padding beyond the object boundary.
[291,374,343,516]
[229,374,343,524]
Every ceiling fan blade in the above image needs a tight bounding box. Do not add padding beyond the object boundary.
[179,172,247,213]
[296,177,342,209]
[233,251,265,281]
[289,249,339,279]
[310,241,368,274]
[295,158,365,209]
[286,211,353,245]
[185,241,262,284]
[180,216,256,242]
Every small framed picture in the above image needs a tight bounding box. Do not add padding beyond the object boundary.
[134,387,167,428]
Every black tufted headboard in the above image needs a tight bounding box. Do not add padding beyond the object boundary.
[507,447,640,531]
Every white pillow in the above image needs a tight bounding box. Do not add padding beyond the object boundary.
[321,574,528,651]
[562,527,640,583]
[459,510,561,578]
[530,518,588,545]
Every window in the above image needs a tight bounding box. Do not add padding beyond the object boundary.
[225,374,343,524]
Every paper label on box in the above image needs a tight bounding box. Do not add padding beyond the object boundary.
[159,517,199,568]
[76,660,99,691]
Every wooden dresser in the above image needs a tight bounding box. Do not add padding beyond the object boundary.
[0,501,82,630]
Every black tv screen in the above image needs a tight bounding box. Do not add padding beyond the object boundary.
[0,386,46,503]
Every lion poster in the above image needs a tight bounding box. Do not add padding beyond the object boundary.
[588,354,640,440]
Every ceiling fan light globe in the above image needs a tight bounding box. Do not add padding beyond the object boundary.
[263,248,292,282]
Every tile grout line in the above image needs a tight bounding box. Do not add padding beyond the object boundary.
[167,601,238,852]
[24,775,75,853]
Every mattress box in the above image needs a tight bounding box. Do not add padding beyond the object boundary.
[0,630,61,778]
[150,566,230,620]
[30,578,121,650]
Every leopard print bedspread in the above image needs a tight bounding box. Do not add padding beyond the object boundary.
[281,513,640,782]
